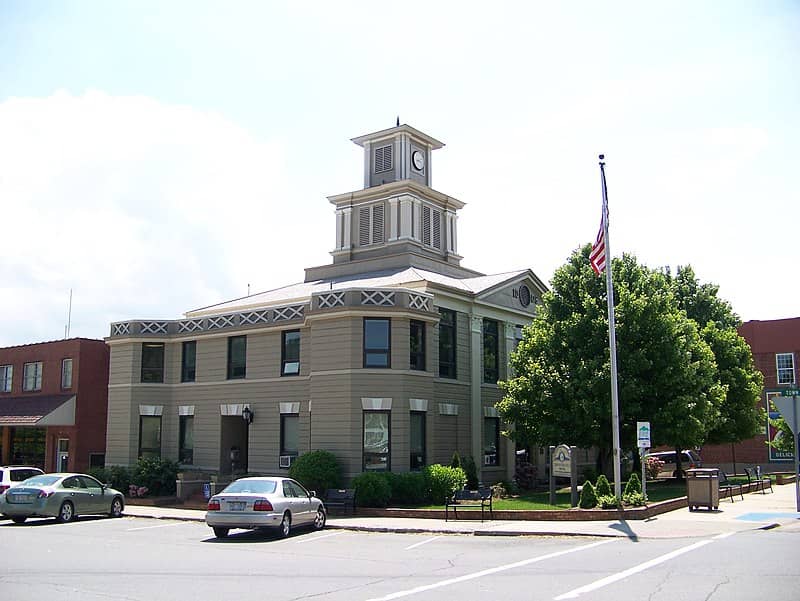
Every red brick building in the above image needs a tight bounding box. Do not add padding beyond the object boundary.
[701,318,799,472]
[0,338,109,472]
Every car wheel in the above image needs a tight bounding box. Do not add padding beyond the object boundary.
[278,512,291,538]
[109,496,124,518]
[213,527,229,538]
[11,516,27,524]
[313,507,326,531]
[57,501,75,523]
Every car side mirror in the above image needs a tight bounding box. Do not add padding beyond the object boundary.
[309,490,316,498]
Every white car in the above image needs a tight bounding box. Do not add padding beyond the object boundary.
[0,466,44,495]
[205,476,326,539]
[645,450,703,478]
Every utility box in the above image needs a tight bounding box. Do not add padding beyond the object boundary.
[686,468,720,511]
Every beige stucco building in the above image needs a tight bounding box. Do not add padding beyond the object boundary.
[105,124,547,484]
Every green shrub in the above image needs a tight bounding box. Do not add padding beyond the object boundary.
[579,480,597,509]
[289,450,341,495]
[462,456,479,490]
[352,472,392,508]
[623,472,642,496]
[514,461,537,490]
[597,494,620,509]
[88,465,132,493]
[387,472,429,505]
[425,464,467,504]
[623,491,646,506]
[595,474,612,497]
[450,451,462,469]
[132,457,179,496]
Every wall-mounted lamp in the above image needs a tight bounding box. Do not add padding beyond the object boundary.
[242,406,254,425]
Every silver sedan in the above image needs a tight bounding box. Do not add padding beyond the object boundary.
[205,476,326,539]
[0,473,125,524]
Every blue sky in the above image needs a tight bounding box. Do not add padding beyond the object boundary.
[1,1,798,347]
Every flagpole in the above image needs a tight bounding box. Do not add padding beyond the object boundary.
[599,154,622,499]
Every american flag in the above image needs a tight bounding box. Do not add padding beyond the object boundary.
[589,208,607,275]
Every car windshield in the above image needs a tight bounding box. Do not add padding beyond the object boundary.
[222,480,277,494]
[21,475,60,487]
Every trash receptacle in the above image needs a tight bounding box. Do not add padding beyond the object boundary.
[686,468,720,511]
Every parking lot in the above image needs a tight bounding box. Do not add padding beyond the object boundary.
[2,513,798,600]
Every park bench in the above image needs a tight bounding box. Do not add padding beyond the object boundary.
[718,470,743,502]
[745,467,773,494]
[445,488,493,522]
[324,489,356,514]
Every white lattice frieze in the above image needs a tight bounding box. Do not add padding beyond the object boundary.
[240,310,270,325]
[178,319,204,333]
[361,290,395,306]
[207,314,236,330]
[317,291,345,309]
[273,305,304,321]
[408,293,430,311]
[111,322,130,337]
[140,321,168,335]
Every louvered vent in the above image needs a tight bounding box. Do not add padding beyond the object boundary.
[375,145,393,173]
[422,206,431,246]
[432,208,441,249]
[359,207,371,245]
[372,204,384,243]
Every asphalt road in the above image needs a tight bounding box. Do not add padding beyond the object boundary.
[1,515,797,600]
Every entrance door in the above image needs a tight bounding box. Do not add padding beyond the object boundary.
[57,439,69,472]
[220,417,249,475]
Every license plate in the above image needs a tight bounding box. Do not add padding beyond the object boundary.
[10,494,32,503]
[228,501,246,511]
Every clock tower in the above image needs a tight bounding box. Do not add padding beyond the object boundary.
[304,123,475,282]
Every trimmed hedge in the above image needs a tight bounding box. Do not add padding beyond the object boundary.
[289,450,342,495]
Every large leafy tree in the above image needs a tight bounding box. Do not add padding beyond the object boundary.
[498,247,725,476]
[668,266,764,447]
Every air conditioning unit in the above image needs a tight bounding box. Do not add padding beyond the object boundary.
[484,455,494,466]
[279,455,293,469]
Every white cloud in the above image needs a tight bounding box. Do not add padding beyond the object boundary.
[0,91,316,346]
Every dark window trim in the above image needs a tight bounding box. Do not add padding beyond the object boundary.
[61,358,73,390]
[483,319,499,384]
[280,413,300,456]
[181,341,196,383]
[362,410,391,472]
[138,415,162,459]
[410,411,426,471]
[227,335,247,380]
[363,318,391,369]
[140,343,165,383]
[281,330,301,377]
[23,361,43,391]
[410,320,426,371]
[438,308,457,379]
[483,416,500,467]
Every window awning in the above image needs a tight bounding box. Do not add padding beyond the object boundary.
[0,394,76,426]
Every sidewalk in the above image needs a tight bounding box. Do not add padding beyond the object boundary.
[123,482,800,539]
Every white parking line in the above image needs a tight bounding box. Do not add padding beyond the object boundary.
[553,538,719,599]
[404,536,441,550]
[127,522,190,531]
[293,531,345,544]
[364,539,614,601]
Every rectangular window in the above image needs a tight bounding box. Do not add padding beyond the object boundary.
[179,415,194,464]
[777,353,795,385]
[138,416,162,459]
[61,358,73,389]
[363,411,391,471]
[0,365,12,393]
[483,319,499,384]
[364,318,391,368]
[438,308,456,378]
[140,343,165,383]
[410,320,426,371]
[281,330,300,376]
[181,341,196,383]
[483,416,500,467]
[22,362,43,391]
[410,411,426,471]
[280,414,299,457]
[227,335,247,379]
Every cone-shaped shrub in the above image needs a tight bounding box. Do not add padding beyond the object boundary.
[579,480,598,509]
[595,474,612,497]
[624,472,642,496]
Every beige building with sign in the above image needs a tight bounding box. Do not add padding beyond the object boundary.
[105,124,547,484]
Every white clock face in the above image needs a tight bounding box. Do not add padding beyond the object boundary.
[412,150,425,171]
